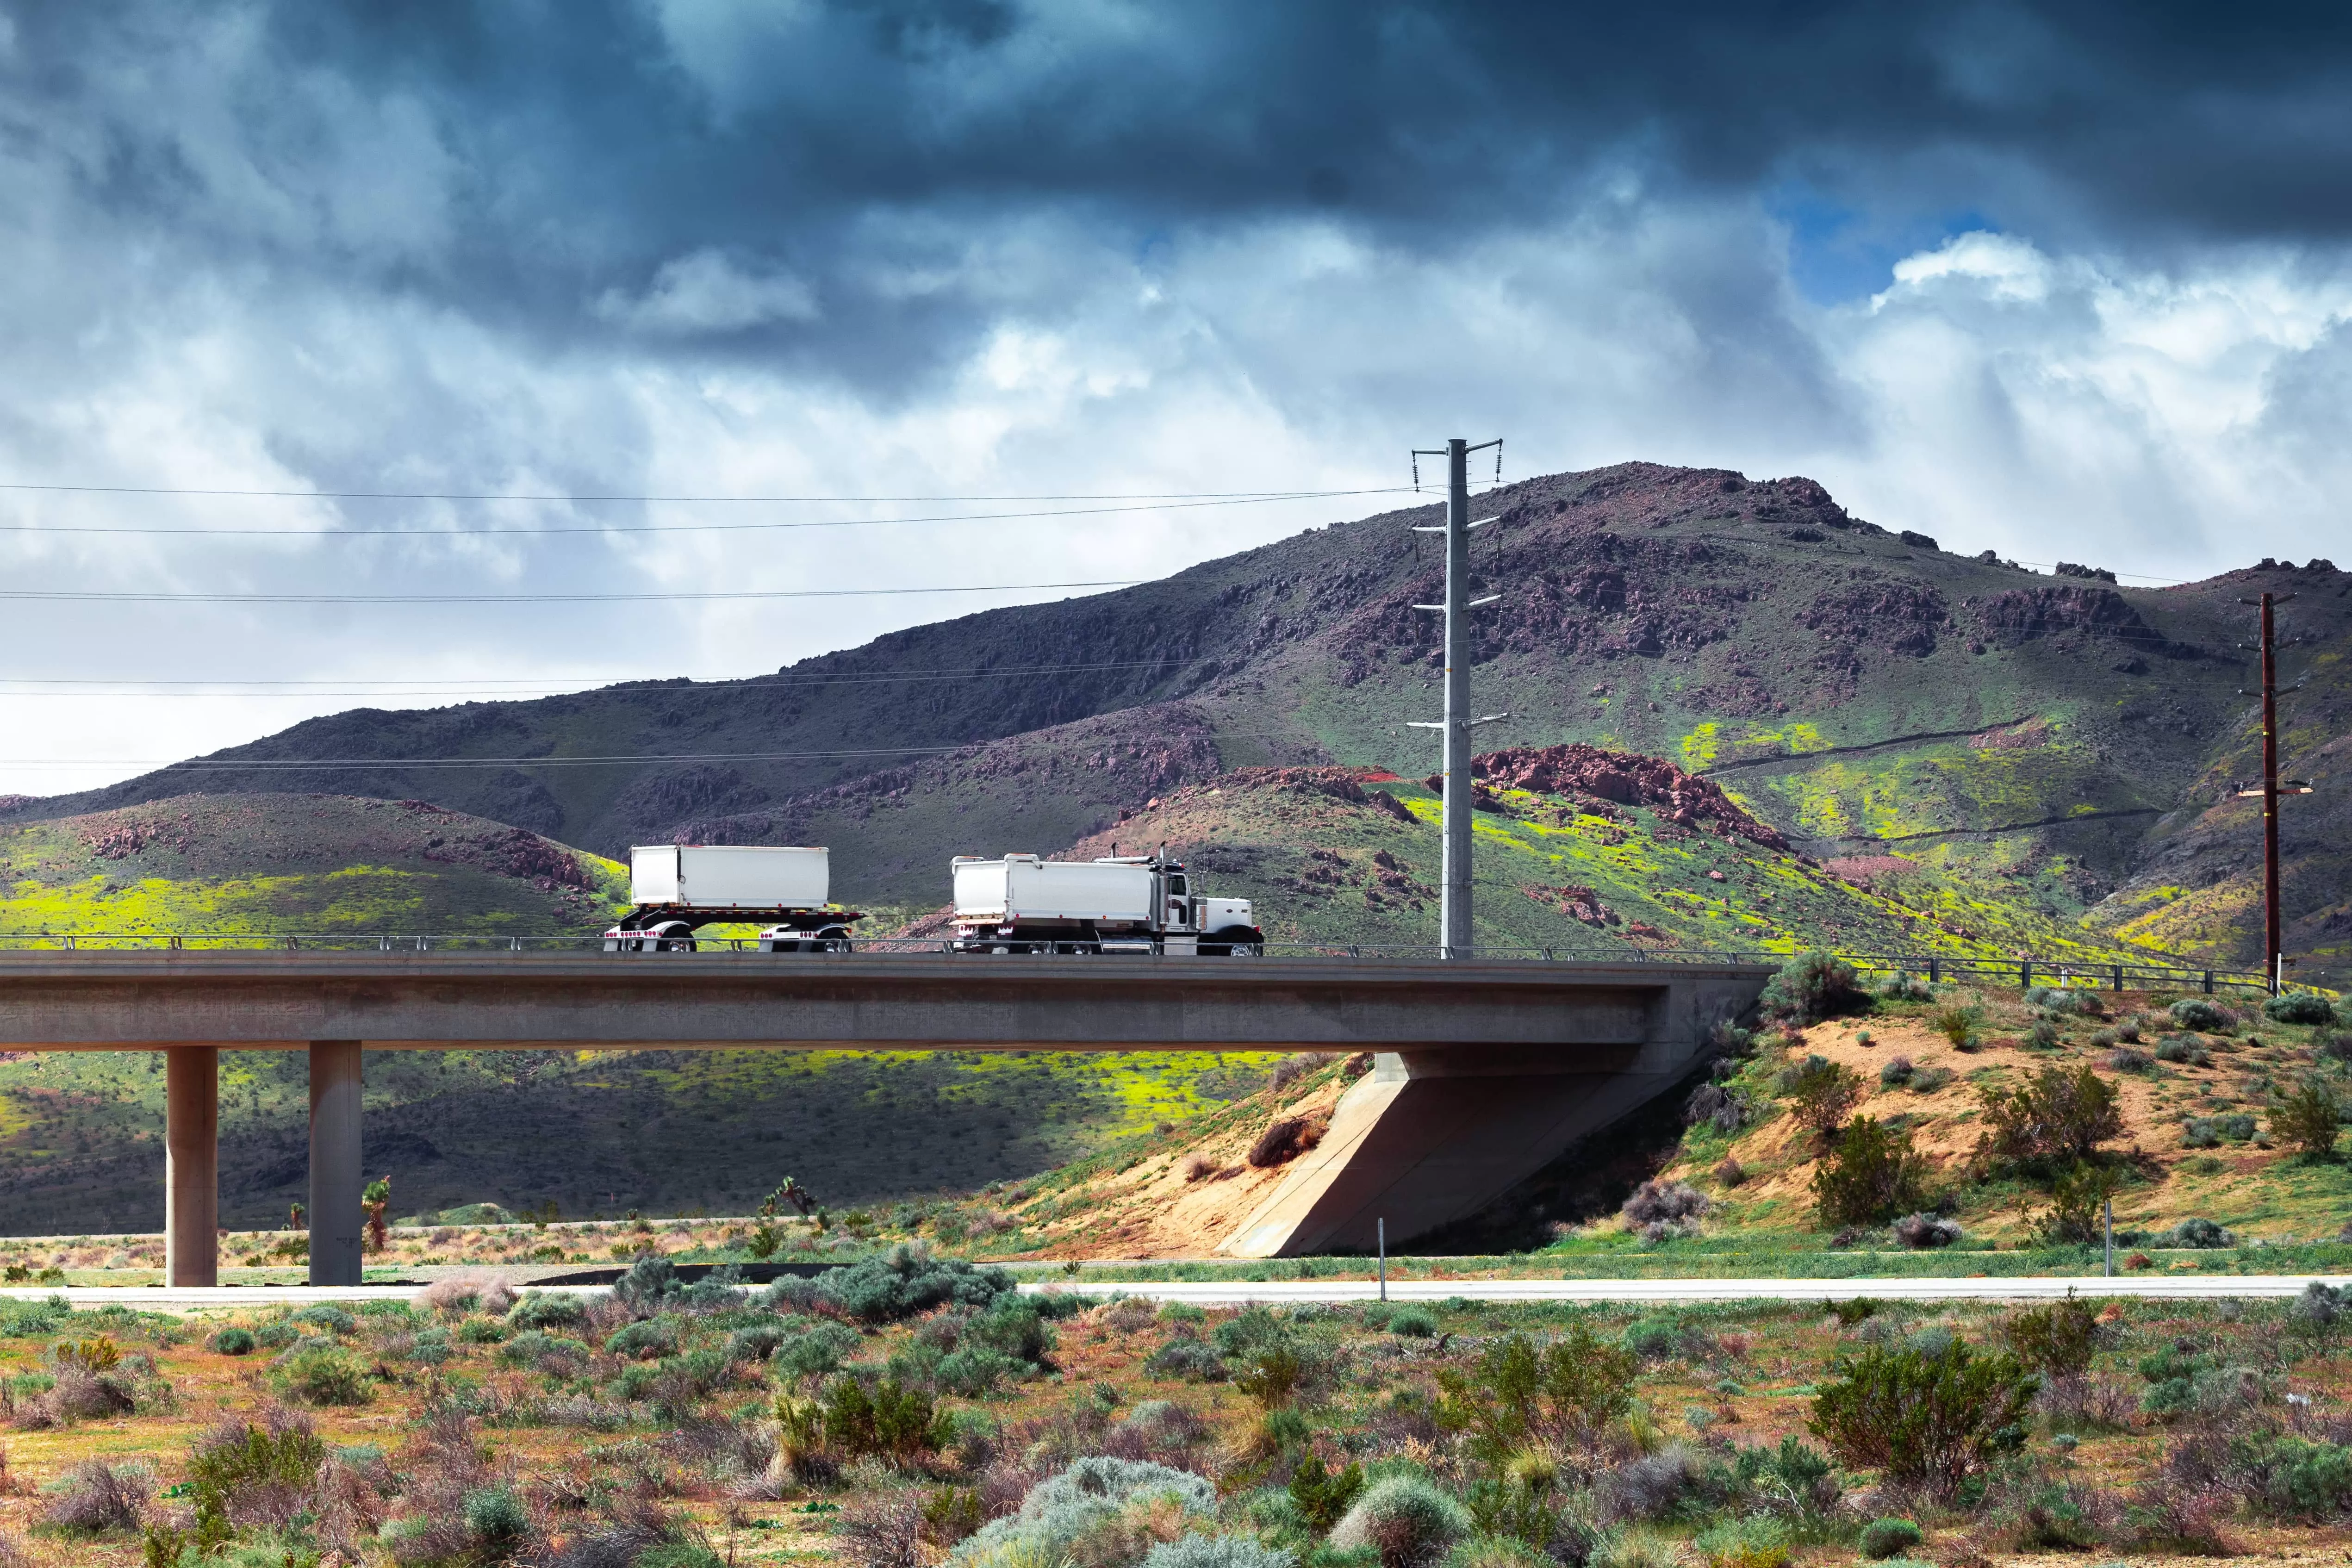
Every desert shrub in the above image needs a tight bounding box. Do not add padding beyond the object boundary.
[209,1327,256,1356]
[1998,1478,2117,1550]
[723,1321,790,1363]
[2027,987,2103,1017]
[1145,1338,1228,1381]
[1236,1347,1305,1412]
[388,1326,452,1366]
[1145,1538,1299,1568]
[1879,1056,1915,1087]
[2245,1436,2352,1519]
[1759,952,1869,1025]
[1328,1474,1473,1568]
[1289,1452,1367,1532]
[2169,998,2233,1033]
[819,1245,1016,1324]
[507,1292,585,1331]
[2029,1163,2121,1247]
[935,1346,1025,1397]
[1621,1180,1709,1227]
[2265,992,2337,1026]
[1858,1518,1922,1560]
[605,1317,681,1360]
[2292,1282,2345,1346]
[1590,1524,1682,1568]
[1270,1051,1334,1092]
[279,1346,370,1406]
[1443,1541,1549,1568]
[189,1411,326,1534]
[1684,1080,1753,1133]
[966,1299,1056,1368]
[771,1318,862,1381]
[1891,1213,1962,1249]
[1879,972,1933,1003]
[2004,1297,2100,1376]
[1388,1308,1437,1338]
[2319,1029,2352,1065]
[822,1375,947,1462]
[950,1456,1215,1565]
[253,1320,300,1350]
[1977,1064,2124,1168]
[293,1304,357,1336]
[39,1459,149,1534]
[498,1331,589,1370]
[2024,1018,2062,1050]
[1932,1006,1977,1048]
[462,1486,531,1557]
[1692,1514,1790,1568]
[454,1315,507,1345]
[1809,1340,2036,1495]
[2103,1046,2152,1071]
[1248,1114,1326,1169]
[2271,1077,2346,1157]
[2155,1035,2212,1066]
[1777,1056,1864,1140]
[2182,1114,2256,1148]
[1439,1328,1639,1465]
[1811,1117,1930,1227]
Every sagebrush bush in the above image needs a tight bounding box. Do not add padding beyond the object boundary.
[1144,1338,1227,1381]
[1388,1308,1437,1338]
[2169,998,2233,1033]
[2266,993,2338,1027]
[950,1456,1215,1565]
[2183,1114,2256,1148]
[1144,1535,1301,1568]
[40,1460,149,1534]
[1759,952,1869,1025]
[1621,1180,1709,1227]
[2031,1163,2120,1247]
[279,1346,370,1407]
[1879,1056,1915,1087]
[1328,1474,1472,1568]
[817,1244,1017,1324]
[1891,1213,1962,1249]
[2156,1035,2212,1066]
[771,1318,861,1381]
[507,1292,585,1331]
[1809,1340,2036,1495]
[209,1327,256,1356]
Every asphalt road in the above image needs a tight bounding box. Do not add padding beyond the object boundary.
[8,1274,2347,1312]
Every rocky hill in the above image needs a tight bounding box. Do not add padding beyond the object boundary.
[7,462,2341,972]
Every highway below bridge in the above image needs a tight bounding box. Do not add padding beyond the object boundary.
[0,949,1771,1287]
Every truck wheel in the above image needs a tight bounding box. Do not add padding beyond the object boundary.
[1202,927,1263,956]
[812,926,853,954]
[647,920,697,953]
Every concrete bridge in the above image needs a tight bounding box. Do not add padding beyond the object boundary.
[0,951,1771,1282]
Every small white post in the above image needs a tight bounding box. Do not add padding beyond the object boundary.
[2103,1197,2114,1278]
[1377,1217,1387,1301]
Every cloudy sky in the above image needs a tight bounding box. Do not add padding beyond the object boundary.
[2,0,2350,796]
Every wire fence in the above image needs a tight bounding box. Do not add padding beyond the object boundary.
[0,931,2306,995]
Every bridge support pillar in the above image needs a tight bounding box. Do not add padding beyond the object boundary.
[1220,971,1761,1257]
[164,1047,218,1287]
[308,1040,364,1287]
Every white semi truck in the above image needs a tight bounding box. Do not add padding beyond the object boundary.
[949,852,1263,955]
[604,845,863,952]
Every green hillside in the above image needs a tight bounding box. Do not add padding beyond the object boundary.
[12,462,2336,975]
[0,794,629,937]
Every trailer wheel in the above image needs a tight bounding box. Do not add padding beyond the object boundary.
[1201,926,1263,956]
[812,926,853,954]
[635,920,697,953]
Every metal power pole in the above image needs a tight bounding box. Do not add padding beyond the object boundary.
[1407,437,1505,960]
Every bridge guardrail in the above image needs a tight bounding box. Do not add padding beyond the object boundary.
[0,932,2300,994]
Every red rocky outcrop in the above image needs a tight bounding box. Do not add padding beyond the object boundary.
[1469,743,1790,851]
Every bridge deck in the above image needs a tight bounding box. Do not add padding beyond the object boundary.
[0,951,1771,1051]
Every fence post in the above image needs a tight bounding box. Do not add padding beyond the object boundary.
[2020,958,2032,989]
[2203,971,2214,994]
[1928,956,1940,984]
[2111,964,2122,992]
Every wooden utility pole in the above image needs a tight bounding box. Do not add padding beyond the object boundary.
[2237,590,2312,993]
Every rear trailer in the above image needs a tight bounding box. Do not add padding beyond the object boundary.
[604,844,862,952]
[948,852,1262,954]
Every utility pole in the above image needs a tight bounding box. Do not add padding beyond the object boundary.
[1406,437,1505,960]
[2235,590,2313,994]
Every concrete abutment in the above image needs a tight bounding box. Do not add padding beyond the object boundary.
[163,1046,218,1287]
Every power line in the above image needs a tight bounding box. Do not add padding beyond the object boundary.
[0,579,1136,605]
[0,487,1408,536]
[0,733,1310,771]
[0,658,1198,697]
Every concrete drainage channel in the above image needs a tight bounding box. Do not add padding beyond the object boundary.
[6,1274,2352,1312]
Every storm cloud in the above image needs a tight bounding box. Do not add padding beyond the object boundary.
[0,0,2349,793]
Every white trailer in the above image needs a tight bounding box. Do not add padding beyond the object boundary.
[949,852,1263,954]
[604,844,862,953]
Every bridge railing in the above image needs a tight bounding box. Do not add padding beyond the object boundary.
[0,932,2298,993]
